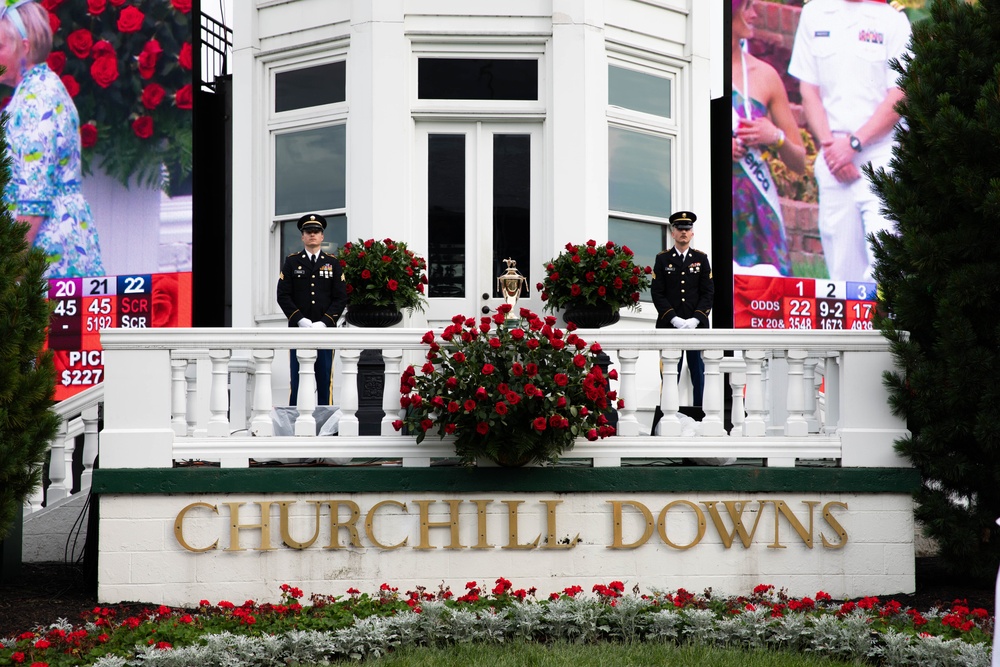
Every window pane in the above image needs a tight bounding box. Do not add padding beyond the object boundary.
[428,135,466,298]
[418,59,538,100]
[609,65,670,118]
[276,62,346,112]
[281,214,347,258]
[609,217,666,302]
[275,124,346,216]
[493,134,531,298]
[609,127,671,218]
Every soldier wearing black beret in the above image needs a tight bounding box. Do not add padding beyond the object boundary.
[650,211,715,408]
[276,213,349,405]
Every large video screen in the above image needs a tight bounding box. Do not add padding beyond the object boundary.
[731,0,915,330]
[1,0,194,400]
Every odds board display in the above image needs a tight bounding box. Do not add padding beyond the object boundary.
[734,275,877,331]
[46,272,192,401]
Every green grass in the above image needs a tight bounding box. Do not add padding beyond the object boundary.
[359,641,859,667]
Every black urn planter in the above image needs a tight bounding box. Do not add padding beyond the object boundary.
[345,305,403,328]
[561,304,620,329]
[345,305,402,435]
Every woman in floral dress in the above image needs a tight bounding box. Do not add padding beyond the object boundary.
[0,0,104,278]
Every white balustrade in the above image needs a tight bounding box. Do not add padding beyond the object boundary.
[84,327,909,471]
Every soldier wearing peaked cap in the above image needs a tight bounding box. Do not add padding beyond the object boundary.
[650,211,714,410]
[277,213,349,406]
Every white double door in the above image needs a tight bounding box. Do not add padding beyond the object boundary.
[414,121,543,329]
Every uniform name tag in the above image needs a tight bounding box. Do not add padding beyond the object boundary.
[814,30,830,37]
[293,267,306,276]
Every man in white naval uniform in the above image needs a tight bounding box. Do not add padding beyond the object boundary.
[788,0,911,283]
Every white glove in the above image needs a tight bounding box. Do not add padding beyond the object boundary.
[311,321,327,328]
[297,318,313,328]
[685,318,700,329]
[671,316,685,329]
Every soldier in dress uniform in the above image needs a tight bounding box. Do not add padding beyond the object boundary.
[276,213,349,405]
[650,211,715,408]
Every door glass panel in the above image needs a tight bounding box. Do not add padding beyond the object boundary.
[418,58,538,100]
[427,134,466,298]
[608,127,671,218]
[492,134,531,298]
[608,65,671,118]
[275,62,346,113]
[275,124,346,215]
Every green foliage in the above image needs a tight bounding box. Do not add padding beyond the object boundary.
[337,238,428,313]
[0,139,61,542]
[539,240,652,313]
[395,306,617,464]
[869,0,1000,582]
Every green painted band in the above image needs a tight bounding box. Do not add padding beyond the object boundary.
[93,466,919,495]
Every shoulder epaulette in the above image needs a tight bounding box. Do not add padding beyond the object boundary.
[287,252,299,257]
[656,249,670,255]
[889,0,905,11]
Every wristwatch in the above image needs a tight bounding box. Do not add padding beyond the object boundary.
[849,135,863,152]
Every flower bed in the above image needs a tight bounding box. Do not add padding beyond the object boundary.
[0,580,991,666]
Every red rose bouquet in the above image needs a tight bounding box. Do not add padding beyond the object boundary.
[336,238,428,313]
[394,306,618,465]
[37,0,194,190]
[538,240,653,313]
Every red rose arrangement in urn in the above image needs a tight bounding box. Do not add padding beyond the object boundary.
[394,305,619,465]
[12,0,195,190]
[538,240,653,313]
[336,238,428,314]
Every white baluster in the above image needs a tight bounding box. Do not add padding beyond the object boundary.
[381,349,403,435]
[207,349,232,437]
[728,361,747,435]
[337,349,361,436]
[294,348,318,436]
[701,349,726,436]
[823,354,841,435]
[185,359,197,435]
[170,355,188,436]
[26,484,43,515]
[743,349,767,436]
[80,405,99,492]
[656,348,682,436]
[785,348,809,437]
[250,349,275,436]
[47,420,69,503]
[804,357,821,433]
[615,350,640,436]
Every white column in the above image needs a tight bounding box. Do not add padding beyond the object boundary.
[250,349,275,436]
[616,350,640,436]
[804,357,821,433]
[785,349,809,437]
[743,349,767,436]
[207,349,232,437]
[823,354,841,435]
[185,359,198,436]
[701,349,726,436]
[228,350,254,435]
[728,369,746,436]
[337,349,361,436]
[381,349,403,435]
[100,345,173,468]
[294,349,318,436]
[839,348,910,467]
[656,348,682,436]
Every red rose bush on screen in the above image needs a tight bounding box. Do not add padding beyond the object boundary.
[40,0,194,188]
[394,306,618,465]
[336,238,428,313]
[538,240,653,313]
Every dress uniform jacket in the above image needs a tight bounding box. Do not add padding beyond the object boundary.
[650,247,714,329]
[276,250,349,327]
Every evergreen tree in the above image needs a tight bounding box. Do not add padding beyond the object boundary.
[870,0,1000,582]
[0,137,60,541]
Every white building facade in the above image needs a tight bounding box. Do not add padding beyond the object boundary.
[230,0,714,336]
